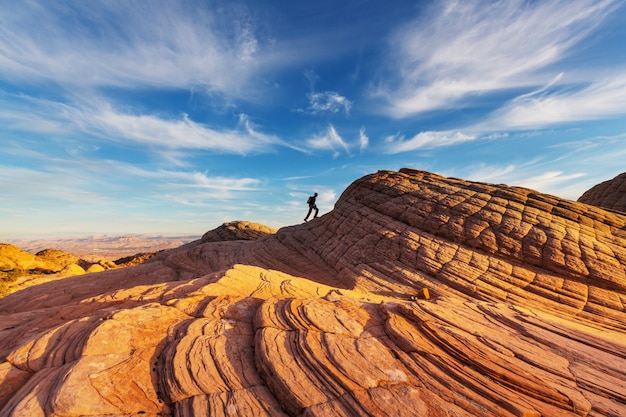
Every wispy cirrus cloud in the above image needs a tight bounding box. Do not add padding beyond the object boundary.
[305,125,350,157]
[0,158,264,237]
[0,157,262,205]
[358,128,369,152]
[515,171,587,192]
[454,131,626,200]
[377,0,618,118]
[0,2,265,95]
[384,130,475,153]
[304,125,370,156]
[299,91,352,115]
[298,69,352,115]
[0,92,287,157]
[483,72,626,130]
[384,70,626,153]
[87,109,288,155]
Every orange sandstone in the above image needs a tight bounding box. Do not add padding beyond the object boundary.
[0,170,625,416]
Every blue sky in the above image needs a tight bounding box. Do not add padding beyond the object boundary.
[2,0,626,239]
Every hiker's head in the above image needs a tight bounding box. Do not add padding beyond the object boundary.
[314,192,318,196]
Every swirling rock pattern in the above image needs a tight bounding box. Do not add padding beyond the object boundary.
[1,169,625,416]
[578,172,626,214]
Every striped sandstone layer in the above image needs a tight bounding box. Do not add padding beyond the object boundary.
[0,169,625,416]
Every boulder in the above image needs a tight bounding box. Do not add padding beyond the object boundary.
[59,263,86,276]
[85,264,106,274]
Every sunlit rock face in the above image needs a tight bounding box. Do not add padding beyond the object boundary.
[578,171,626,214]
[0,244,61,273]
[200,220,277,243]
[1,169,625,417]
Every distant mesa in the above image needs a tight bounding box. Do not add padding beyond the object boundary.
[1,169,625,416]
[7,234,198,260]
[578,171,626,213]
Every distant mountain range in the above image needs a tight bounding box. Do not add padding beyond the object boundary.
[5,234,199,261]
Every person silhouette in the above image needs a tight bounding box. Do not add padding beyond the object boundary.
[304,192,319,222]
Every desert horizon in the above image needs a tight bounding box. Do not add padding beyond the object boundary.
[4,233,201,259]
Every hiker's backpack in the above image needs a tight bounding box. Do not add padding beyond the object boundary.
[307,196,313,204]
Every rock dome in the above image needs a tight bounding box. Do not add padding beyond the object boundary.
[578,171,626,213]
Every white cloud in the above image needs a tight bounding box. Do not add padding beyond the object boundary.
[516,171,586,192]
[155,170,260,192]
[484,73,626,130]
[305,125,350,157]
[466,164,517,183]
[154,171,262,204]
[0,92,76,135]
[358,128,369,152]
[0,92,287,156]
[385,130,476,153]
[0,159,265,237]
[0,2,264,95]
[379,69,626,154]
[92,111,257,153]
[303,125,372,156]
[317,189,337,208]
[378,0,617,118]
[0,157,262,208]
[304,69,320,92]
[303,91,352,115]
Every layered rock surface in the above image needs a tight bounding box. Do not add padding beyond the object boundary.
[0,245,123,297]
[1,169,625,417]
[578,171,626,213]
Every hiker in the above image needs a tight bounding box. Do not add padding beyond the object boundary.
[304,192,319,222]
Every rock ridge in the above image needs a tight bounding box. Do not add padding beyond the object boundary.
[0,169,625,416]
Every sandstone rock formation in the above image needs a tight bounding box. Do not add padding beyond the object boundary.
[35,249,80,270]
[114,252,161,268]
[0,246,122,297]
[578,171,626,213]
[201,220,277,243]
[84,264,105,274]
[0,245,68,297]
[1,169,625,416]
[0,244,55,273]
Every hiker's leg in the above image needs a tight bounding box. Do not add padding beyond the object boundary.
[305,206,313,220]
[314,205,319,218]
